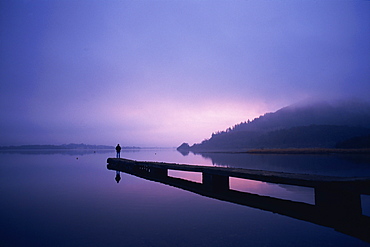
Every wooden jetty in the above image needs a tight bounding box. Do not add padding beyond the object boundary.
[107,158,370,243]
[107,158,370,191]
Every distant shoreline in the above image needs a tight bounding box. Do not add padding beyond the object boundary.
[187,148,370,154]
[240,148,370,154]
[0,144,118,150]
[0,144,174,151]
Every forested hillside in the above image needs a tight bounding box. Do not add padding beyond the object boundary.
[178,99,370,151]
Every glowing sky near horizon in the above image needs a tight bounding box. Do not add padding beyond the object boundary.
[1,0,369,147]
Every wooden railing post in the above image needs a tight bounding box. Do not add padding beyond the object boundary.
[150,167,168,178]
[315,183,362,217]
[203,172,229,191]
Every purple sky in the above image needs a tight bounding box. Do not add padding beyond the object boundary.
[1,1,369,147]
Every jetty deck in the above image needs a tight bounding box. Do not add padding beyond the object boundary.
[107,158,370,243]
[107,158,370,192]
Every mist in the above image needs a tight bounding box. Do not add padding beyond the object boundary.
[1,1,369,147]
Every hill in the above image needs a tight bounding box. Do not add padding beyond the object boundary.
[178,99,370,151]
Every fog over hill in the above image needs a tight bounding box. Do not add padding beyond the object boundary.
[178,99,370,151]
[229,99,370,133]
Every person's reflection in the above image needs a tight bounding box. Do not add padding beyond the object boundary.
[115,171,121,183]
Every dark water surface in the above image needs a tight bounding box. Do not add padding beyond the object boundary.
[1,149,369,247]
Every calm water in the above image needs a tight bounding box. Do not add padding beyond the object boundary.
[1,149,369,247]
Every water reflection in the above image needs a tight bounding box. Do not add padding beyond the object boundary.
[177,149,190,156]
[1,149,369,246]
[230,177,315,204]
[115,171,121,183]
[108,162,370,243]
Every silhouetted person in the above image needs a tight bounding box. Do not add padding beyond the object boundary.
[115,171,121,183]
[115,144,121,158]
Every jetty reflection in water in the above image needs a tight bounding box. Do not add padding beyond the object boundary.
[107,159,370,243]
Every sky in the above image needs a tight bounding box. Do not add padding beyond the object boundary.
[1,0,369,147]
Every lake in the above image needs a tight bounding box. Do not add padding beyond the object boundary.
[1,149,369,247]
